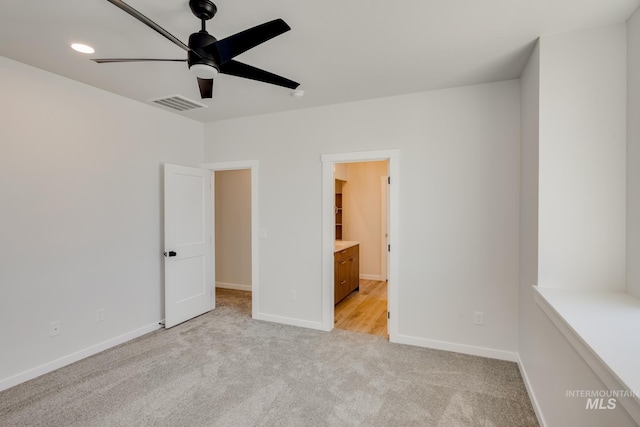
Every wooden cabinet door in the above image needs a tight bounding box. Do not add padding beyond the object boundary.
[334,244,360,305]
[349,247,359,293]
[335,252,349,304]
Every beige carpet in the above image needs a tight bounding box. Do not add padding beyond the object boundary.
[0,289,538,426]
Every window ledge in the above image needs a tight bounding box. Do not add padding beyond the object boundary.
[534,286,640,423]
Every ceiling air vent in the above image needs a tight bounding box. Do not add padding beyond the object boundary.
[149,95,207,112]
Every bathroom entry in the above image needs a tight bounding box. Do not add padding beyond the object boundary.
[214,169,252,316]
[333,160,389,337]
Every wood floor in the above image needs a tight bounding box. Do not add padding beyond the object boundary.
[334,279,388,337]
[216,282,388,338]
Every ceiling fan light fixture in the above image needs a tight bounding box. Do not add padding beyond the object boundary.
[71,43,95,54]
[189,63,218,79]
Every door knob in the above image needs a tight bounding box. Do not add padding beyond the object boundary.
[163,251,177,257]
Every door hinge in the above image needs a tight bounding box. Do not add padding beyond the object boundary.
[388,244,390,252]
[388,176,391,184]
[387,312,390,319]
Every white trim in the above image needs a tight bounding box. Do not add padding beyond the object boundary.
[201,160,259,321]
[322,160,335,329]
[216,281,252,292]
[321,149,400,340]
[393,333,519,362]
[321,150,396,163]
[380,176,389,282]
[359,274,386,281]
[202,160,259,171]
[517,354,548,427]
[0,322,161,392]
[254,313,326,331]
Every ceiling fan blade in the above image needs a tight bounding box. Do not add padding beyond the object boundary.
[211,19,291,64]
[219,60,300,89]
[197,78,213,98]
[91,58,187,63]
[106,0,193,54]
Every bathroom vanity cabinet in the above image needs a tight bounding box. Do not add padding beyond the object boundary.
[334,243,359,304]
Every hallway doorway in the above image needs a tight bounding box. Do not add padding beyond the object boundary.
[321,149,400,341]
[333,160,388,337]
[214,169,252,317]
[202,160,259,319]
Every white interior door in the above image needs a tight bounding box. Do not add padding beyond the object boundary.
[164,163,214,328]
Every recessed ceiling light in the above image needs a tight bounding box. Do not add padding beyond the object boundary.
[71,43,95,54]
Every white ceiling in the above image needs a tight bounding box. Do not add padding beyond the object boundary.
[1,0,638,122]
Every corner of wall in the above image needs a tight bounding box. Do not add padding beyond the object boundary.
[627,7,640,298]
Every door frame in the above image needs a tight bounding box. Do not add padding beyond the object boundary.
[380,175,389,282]
[320,149,400,340]
[201,160,259,319]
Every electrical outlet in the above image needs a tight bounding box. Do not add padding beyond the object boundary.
[290,291,296,301]
[474,311,484,326]
[96,308,105,322]
[50,321,61,336]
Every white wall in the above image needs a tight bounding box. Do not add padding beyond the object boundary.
[628,8,640,298]
[342,161,388,280]
[518,24,637,426]
[204,80,521,357]
[518,39,545,422]
[538,24,627,291]
[0,57,203,387]
[215,169,252,290]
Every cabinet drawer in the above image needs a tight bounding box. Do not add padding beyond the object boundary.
[335,249,349,262]
[335,246,356,261]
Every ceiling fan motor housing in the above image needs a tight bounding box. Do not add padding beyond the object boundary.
[188,31,219,71]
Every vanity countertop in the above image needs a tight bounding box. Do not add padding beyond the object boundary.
[334,240,359,253]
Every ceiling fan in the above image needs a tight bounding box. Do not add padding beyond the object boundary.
[92,0,300,99]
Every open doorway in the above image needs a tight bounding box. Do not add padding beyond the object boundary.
[214,169,252,317]
[333,161,389,337]
[321,149,400,341]
[201,160,260,320]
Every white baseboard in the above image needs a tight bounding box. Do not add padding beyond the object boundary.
[517,354,548,427]
[359,274,386,281]
[216,281,252,292]
[255,312,326,331]
[0,321,162,392]
[392,333,518,362]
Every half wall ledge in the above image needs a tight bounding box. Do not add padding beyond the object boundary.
[534,286,640,424]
